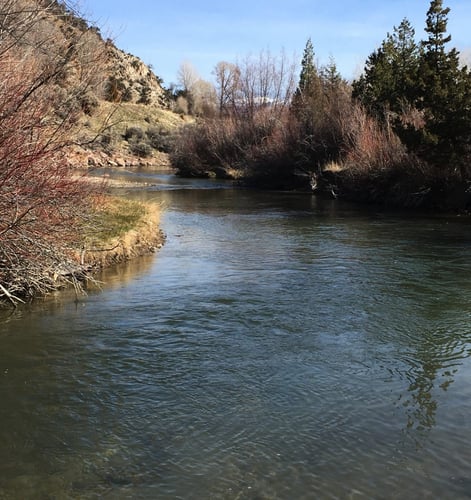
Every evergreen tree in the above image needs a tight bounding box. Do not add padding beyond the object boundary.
[292,38,324,146]
[353,1,471,178]
[320,56,343,92]
[297,38,317,95]
[422,0,451,55]
[292,42,349,170]
[352,18,419,120]
[418,0,471,173]
[293,38,322,111]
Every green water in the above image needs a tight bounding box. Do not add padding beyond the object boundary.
[1,171,471,499]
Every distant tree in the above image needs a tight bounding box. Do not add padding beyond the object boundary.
[191,79,217,117]
[291,39,347,170]
[236,49,296,120]
[297,38,317,95]
[174,95,189,115]
[422,0,451,55]
[320,56,343,90]
[213,61,240,115]
[177,60,200,93]
[291,38,322,127]
[175,60,200,114]
[292,38,322,112]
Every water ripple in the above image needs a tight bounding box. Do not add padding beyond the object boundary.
[2,187,471,498]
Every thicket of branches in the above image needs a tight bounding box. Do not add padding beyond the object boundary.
[172,0,471,207]
[0,0,106,305]
[172,45,407,189]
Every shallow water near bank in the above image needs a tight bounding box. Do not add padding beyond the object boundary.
[1,169,471,498]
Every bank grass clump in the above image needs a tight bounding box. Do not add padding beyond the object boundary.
[77,196,164,269]
[85,196,147,242]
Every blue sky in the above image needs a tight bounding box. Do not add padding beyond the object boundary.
[80,0,471,87]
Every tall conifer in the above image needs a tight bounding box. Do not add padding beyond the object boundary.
[293,38,322,110]
[418,0,471,172]
[352,18,418,119]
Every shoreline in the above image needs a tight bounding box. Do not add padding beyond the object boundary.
[0,197,165,308]
[76,199,165,272]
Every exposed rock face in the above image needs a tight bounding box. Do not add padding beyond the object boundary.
[30,1,182,168]
[104,46,169,108]
[41,0,170,108]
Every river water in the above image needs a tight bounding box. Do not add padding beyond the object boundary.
[1,169,471,499]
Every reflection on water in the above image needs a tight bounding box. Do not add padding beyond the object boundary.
[1,170,471,498]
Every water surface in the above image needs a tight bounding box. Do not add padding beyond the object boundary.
[1,170,471,498]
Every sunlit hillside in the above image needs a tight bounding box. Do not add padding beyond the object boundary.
[31,0,186,167]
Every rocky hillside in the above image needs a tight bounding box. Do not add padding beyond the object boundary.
[104,45,168,108]
[37,0,185,168]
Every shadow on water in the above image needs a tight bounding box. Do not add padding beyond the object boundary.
[0,254,157,326]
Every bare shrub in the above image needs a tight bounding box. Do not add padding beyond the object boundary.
[124,127,145,141]
[0,0,107,304]
[342,104,408,175]
[174,95,189,115]
[330,103,431,206]
[128,141,153,158]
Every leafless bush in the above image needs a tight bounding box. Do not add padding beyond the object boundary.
[173,49,425,196]
[0,0,107,304]
[208,51,298,124]
[173,50,298,174]
[341,104,409,174]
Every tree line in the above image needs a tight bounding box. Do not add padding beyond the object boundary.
[171,0,471,209]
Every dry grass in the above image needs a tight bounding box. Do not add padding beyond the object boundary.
[322,161,345,173]
[81,101,189,142]
[67,100,191,167]
[76,196,164,269]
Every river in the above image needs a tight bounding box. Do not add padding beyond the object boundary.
[1,168,471,499]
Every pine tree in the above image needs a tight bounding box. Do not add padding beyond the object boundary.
[293,38,322,111]
[320,56,343,91]
[418,0,471,174]
[292,39,340,170]
[352,18,419,120]
[292,38,324,141]
[297,38,317,95]
[353,1,471,177]
[422,0,451,56]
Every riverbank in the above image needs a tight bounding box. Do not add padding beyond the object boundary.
[0,195,164,307]
[76,196,165,271]
[176,162,471,214]
[67,145,173,170]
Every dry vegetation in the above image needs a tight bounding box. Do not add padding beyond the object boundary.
[77,197,164,270]
[172,4,471,210]
[0,0,106,305]
[68,100,189,168]
[170,47,414,193]
[0,0,173,306]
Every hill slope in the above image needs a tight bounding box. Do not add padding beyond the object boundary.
[34,0,185,167]
[0,0,182,305]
